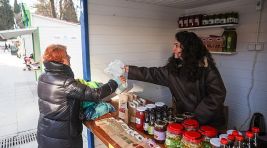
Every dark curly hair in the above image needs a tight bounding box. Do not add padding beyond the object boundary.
[167,31,215,82]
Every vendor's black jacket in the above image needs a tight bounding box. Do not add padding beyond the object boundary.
[37,62,118,148]
[128,59,226,129]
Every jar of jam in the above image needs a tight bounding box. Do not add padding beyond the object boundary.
[143,111,150,134]
[182,112,195,119]
[135,106,146,131]
[182,119,199,131]
[148,111,155,135]
[155,102,165,110]
[199,126,218,148]
[165,123,184,148]
[154,120,167,144]
[181,131,203,148]
[175,114,185,123]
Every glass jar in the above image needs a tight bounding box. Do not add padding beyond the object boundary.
[181,131,203,148]
[199,126,218,148]
[155,102,165,110]
[182,112,195,119]
[143,111,150,134]
[188,15,194,27]
[165,123,184,148]
[202,15,209,26]
[220,13,227,24]
[135,106,146,131]
[182,119,199,131]
[154,120,167,144]
[183,16,189,28]
[214,14,221,25]
[175,114,185,123]
[208,15,215,25]
[178,17,184,28]
[148,111,155,135]
[227,134,235,147]
[194,14,201,27]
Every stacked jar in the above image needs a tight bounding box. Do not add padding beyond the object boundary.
[181,131,203,148]
[154,120,167,144]
[135,106,146,131]
[199,125,218,148]
[182,119,199,131]
[165,123,184,148]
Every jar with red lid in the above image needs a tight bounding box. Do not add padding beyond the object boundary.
[154,120,167,144]
[165,123,184,148]
[135,106,146,131]
[252,127,260,147]
[181,131,203,148]
[220,138,228,148]
[227,134,235,147]
[182,119,199,131]
[199,125,218,148]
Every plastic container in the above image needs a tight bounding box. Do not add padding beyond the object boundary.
[154,120,167,144]
[182,119,199,131]
[165,123,184,148]
[135,106,146,131]
[181,131,203,148]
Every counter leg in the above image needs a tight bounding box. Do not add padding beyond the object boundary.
[87,128,95,148]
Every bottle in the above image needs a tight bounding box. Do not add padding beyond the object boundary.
[245,131,256,148]
[252,127,260,147]
[227,28,237,52]
[143,111,150,134]
[220,138,228,148]
[148,111,155,135]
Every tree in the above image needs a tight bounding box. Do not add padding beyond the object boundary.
[0,0,14,30]
[61,0,78,23]
[35,0,53,17]
[49,0,57,18]
[13,0,20,14]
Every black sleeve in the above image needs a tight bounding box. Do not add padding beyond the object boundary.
[128,65,169,87]
[64,79,118,102]
[194,66,226,124]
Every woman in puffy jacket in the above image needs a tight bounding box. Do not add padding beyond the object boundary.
[37,44,118,148]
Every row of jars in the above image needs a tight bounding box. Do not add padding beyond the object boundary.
[178,12,239,28]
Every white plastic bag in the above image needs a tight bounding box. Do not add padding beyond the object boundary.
[104,60,127,94]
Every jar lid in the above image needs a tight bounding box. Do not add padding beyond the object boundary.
[246,131,254,138]
[145,104,156,109]
[199,125,218,138]
[183,131,203,144]
[182,119,199,129]
[155,102,165,107]
[252,127,260,133]
[210,138,220,147]
[232,130,239,137]
[136,106,146,112]
[227,134,235,141]
[236,135,244,141]
[220,138,228,145]
[167,123,184,135]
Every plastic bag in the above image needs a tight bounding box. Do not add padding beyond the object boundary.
[105,60,128,94]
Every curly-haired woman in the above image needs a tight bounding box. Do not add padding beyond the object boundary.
[125,31,226,129]
[37,44,119,148]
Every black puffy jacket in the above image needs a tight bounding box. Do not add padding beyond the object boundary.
[128,60,226,129]
[37,62,117,148]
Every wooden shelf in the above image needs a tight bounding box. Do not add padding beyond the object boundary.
[210,51,237,55]
[177,24,238,31]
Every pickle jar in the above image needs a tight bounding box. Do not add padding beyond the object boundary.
[181,131,203,148]
[199,126,218,148]
[182,119,199,131]
[154,120,167,144]
[165,123,184,148]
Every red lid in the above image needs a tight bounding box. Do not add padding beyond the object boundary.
[252,127,260,133]
[183,131,203,144]
[199,125,218,138]
[167,123,184,135]
[227,134,235,141]
[182,119,199,129]
[232,130,239,137]
[236,135,244,141]
[220,138,228,145]
[246,131,254,138]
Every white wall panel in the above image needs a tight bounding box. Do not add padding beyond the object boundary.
[88,0,181,104]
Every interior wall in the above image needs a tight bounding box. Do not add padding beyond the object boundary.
[184,0,267,130]
[88,0,183,105]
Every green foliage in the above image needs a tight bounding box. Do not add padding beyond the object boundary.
[0,0,14,30]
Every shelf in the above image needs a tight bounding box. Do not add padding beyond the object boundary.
[177,24,238,31]
[210,51,237,55]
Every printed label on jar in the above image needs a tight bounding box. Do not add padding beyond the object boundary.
[136,118,141,124]
[154,130,166,141]
[148,126,154,135]
[143,123,148,131]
